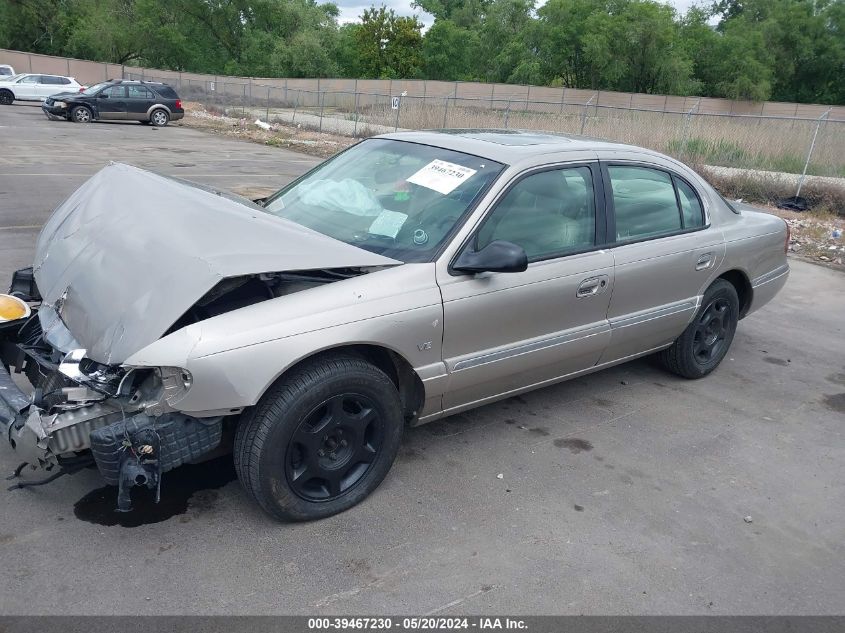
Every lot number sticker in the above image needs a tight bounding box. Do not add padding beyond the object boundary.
[407,159,477,195]
[391,96,400,110]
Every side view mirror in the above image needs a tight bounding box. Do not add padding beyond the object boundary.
[453,240,528,274]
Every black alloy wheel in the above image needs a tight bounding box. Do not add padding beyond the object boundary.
[692,297,732,365]
[234,355,404,521]
[286,393,384,501]
[658,278,739,379]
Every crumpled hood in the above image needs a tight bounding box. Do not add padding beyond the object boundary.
[34,162,398,365]
[45,91,81,99]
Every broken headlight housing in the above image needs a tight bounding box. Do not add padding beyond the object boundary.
[59,349,128,395]
[58,350,192,411]
[157,366,193,408]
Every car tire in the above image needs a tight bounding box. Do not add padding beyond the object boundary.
[658,279,739,379]
[234,355,404,521]
[71,106,92,123]
[0,90,13,105]
[150,109,169,127]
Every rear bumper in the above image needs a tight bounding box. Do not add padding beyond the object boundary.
[170,112,184,121]
[747,263,789,317]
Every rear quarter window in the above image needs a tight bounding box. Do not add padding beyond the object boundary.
[674,178,704,228]
[154,85,179,99]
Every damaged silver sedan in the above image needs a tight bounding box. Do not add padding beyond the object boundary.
[0,131,789,521]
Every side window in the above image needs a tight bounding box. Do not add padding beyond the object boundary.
[155,86,179,99]
[674,178,704,229]
[102,85,127,98]
[61,77,71,85]
[127,85,153,99]
[477,166,596,262]
[41,76,63,85]
[18,75,40,84]
[608,166,681,241]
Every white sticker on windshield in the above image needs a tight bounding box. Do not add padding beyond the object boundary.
[407,159,477,195]
[369,210,408,238]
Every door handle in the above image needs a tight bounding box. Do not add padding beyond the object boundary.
[576,275,608,298]
[695,252,714,271]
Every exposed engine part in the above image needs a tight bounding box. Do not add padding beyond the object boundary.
[165,267,378,334]
[89,412,223,511]
[115,426,161,512]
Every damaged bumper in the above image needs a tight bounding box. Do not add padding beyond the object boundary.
[1,280,225,510]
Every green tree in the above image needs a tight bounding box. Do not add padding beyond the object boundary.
[355,6,424,79]
[475,0,536,83]
[421,19,480,80]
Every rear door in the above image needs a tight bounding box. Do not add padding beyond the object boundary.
[126,84,155,119]
[97,85,128,119]
[13,74,41,100]
[39,75,67,99]
[598,160,725,364]
[438,162,614,411]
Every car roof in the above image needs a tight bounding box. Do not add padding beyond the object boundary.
[378,129,660,163]
[106,79,169,86]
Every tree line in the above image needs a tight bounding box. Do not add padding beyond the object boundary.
[1,0,843,104]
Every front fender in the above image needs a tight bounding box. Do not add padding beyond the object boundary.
[169,302,444,415]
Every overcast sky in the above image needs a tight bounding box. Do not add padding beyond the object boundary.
[335,0,706,27]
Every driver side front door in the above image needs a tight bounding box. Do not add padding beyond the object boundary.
[437,163,614,413]
[97,85,128,119]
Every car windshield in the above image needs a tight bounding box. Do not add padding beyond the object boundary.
[262,139,504,263]
[81,82,110,95]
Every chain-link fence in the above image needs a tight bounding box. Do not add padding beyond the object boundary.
[131,72,845,197]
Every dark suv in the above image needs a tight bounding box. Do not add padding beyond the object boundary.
[42,79,184,126]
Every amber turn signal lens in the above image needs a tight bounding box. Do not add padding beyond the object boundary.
[0,294,30,322]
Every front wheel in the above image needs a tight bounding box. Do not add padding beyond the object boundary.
[234,356,403,521]
[0,90,13,105]
[658,279,739,379]
[71,106,92,123]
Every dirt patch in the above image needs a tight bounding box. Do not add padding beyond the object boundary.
[178,102,355,159]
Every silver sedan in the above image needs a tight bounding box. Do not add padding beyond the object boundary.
[0,130,789,521]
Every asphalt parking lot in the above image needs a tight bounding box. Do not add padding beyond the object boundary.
[0,103,843,616]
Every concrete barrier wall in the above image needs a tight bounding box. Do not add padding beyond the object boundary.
[3,48,844,120]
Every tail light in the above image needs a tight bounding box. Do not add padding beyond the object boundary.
[79,87,85,92]
[783,219,791,254]
[175,99,182,110]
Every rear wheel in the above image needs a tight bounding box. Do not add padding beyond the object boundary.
[71,106,92,123]
[658,279,739,379]
[150,109,169,127]
[0,90,13,105]
[234,356,403,521]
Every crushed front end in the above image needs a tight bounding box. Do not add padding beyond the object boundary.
[0,268,224,511]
